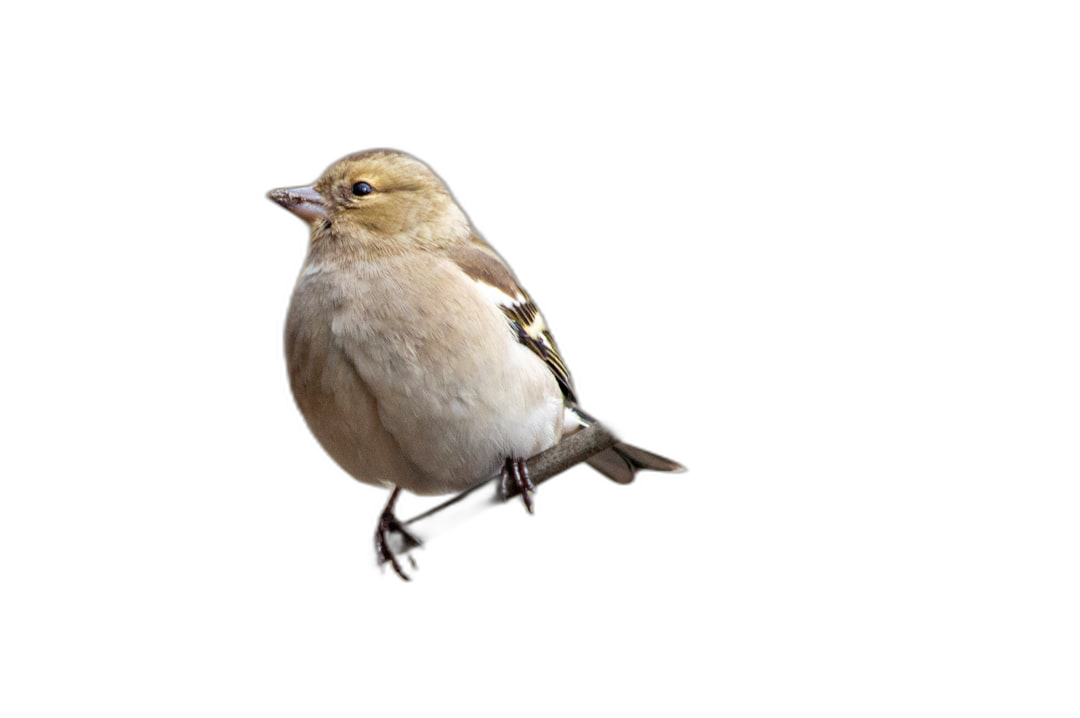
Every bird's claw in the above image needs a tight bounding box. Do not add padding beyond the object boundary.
[374,508,422,581]
[500,457,536,514]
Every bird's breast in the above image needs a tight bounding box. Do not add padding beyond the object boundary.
[285,255,564,495]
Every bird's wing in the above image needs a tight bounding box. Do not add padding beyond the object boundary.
[447,239,577,404]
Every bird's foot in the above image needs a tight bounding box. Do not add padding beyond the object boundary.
[499,457,536,514]
[374,497,422,581]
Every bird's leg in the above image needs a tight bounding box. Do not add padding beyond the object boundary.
[374,487,422,581]
[499,457,536,514]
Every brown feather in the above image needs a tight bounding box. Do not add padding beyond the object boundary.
[446,241,577,403]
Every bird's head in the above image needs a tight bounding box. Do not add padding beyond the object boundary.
[268,149,470,253]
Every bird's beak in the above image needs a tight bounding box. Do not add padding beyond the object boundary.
[267,185,327,224]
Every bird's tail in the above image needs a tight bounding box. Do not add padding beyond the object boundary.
[586,442,685,484]
[568,407,685,484]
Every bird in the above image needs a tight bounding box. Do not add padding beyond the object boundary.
[268,149,683,579]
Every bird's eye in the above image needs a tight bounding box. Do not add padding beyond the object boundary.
[352,181,374,196]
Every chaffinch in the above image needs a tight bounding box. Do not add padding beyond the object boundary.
[269,149,683,579]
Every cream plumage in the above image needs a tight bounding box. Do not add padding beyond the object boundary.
[269,149,682,579]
